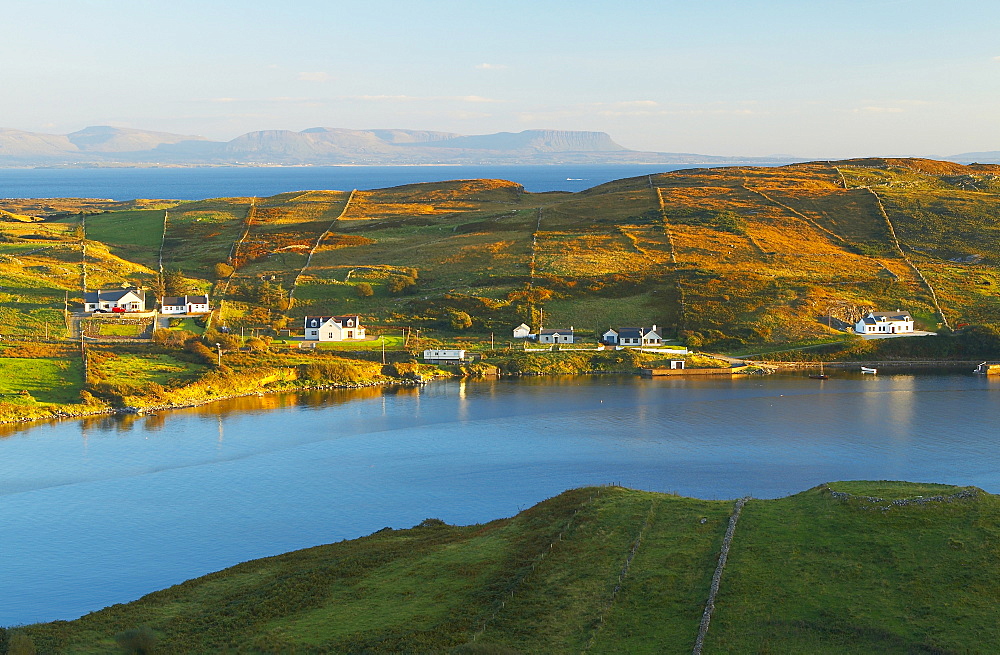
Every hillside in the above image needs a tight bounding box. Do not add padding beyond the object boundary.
[3,158,1000,419]
[2,158,1000,350]
[6,481,998,653]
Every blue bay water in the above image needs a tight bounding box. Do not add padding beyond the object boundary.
[1,373,998,625]
[0,164,699,200]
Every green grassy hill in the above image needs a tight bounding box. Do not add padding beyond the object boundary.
[2,158,997,350]
[7,481,998,653]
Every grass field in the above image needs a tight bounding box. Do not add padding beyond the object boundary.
[0,356,83,403]
[92,352,203,387]
[13,481,1000,653]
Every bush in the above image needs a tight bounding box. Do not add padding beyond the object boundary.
[356,282,374,298]
[213,262,234,278]
[387,275,417,295]
[449,310,473,331]
[114,626,157,654]
[5,631,37,655]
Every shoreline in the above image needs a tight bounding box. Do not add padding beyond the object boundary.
[1,359,986,432]
[0,376,430,432]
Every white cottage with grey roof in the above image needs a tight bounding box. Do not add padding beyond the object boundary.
[83,288,146,313]
[304,315,365,341]
[160,294,211,314]
[538,327,574,344]
[603,325,662,346]
[854,311,914,335]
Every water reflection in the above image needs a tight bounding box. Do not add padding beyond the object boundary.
[1,373,998,626]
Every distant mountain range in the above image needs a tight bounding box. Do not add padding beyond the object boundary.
[2,125,994,167]
[0,126,800,167]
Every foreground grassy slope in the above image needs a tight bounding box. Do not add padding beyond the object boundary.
[10,482,999,653]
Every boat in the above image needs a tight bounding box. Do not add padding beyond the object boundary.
[809,362,829,380]
[974,362,1000,375]
[861,366,877,374]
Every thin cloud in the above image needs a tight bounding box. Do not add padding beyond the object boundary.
[350,94,500,104]
[354,95,420,102]
[476,63,507,70]
[856,106,904,114]
[613,100,659,108]
[297,71,333,82]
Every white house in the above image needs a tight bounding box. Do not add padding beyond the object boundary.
[160,295,211,315]
[303,315,366,341]
[538,327,574,344]
[423,349,466,364]
[512,323,532,339]
[854,311,914,335]
[83,288,146,313]
[604,325,662,347]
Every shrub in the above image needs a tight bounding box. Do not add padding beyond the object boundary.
[356,282,374,298]
[449,310,473,331]
[213,262,234,278]
[114,626,157,654]
[387,275,417,295]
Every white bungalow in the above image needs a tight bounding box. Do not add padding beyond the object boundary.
[854,311,914,335]
[538,327,575,344]
[83,288,146,313]
[303,315,366,341]
[603,325,662,347]
[160,294,211,315]
[512,323,532,339]
[423,349,466,364]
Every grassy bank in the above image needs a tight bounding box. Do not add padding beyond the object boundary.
[6,481,998,653]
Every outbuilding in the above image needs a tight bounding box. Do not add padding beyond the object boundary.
[423,349,467,364]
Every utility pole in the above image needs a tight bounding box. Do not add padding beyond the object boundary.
[381,336,386,365]
[215,342,222,367]
[490,332,494,350]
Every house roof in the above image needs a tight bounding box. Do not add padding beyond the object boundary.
[161,294,208,305]
[304,315,362,328]
[869,311,911,321]
[83,288,145,303]
[304,316,334,328]
[539,328,573,335]
[333,315,361,327]
[613,327,661,339]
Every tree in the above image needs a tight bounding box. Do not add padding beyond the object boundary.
[245,336,268,352]
[449,310,473,331]
[356,282,374,298]
[388,275,416,295]
[161,268,192,296]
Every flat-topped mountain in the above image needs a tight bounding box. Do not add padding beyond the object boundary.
[0,125,786,166]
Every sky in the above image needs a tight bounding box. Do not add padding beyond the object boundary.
[3,0,999,158]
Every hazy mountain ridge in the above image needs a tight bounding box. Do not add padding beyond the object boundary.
[0,125,792,166]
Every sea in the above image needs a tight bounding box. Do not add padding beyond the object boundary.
[2,372,998,626]
[0,164,707,200]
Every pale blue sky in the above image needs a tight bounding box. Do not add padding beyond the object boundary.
[4,0,998,157]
